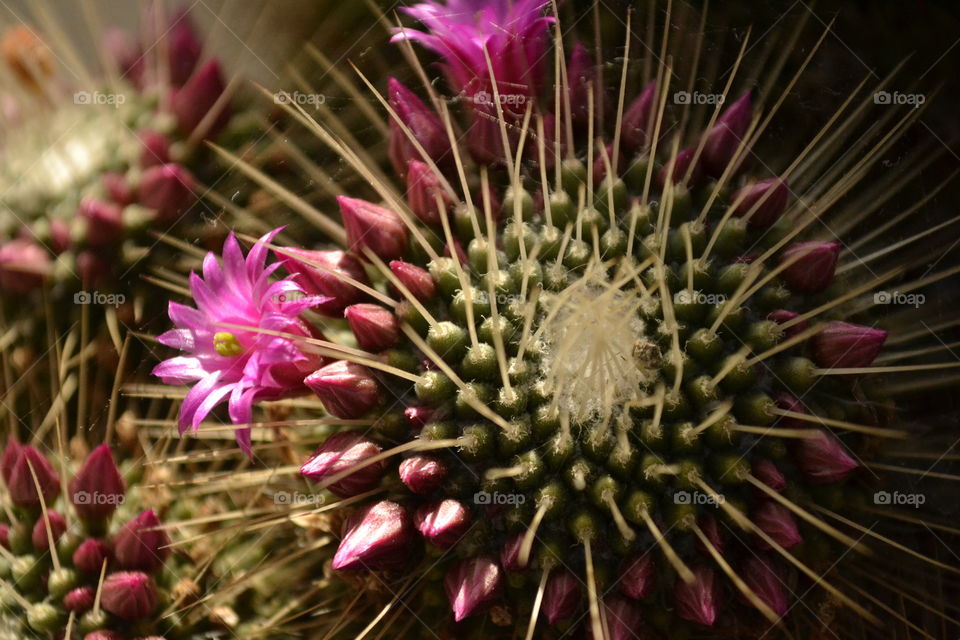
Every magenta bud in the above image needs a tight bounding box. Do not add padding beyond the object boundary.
[810,321,887,369]
[138,163,196,223]
[300,432,384,497]
[733,178,788,228]
[773,393,808,429]
[742,556,789,617]
[444,238,467,266]
[398,455,448,494]
[619,554,656,600]
[752,459,787,494]
[172,59,229,136]
[344,304,399,352]
[77,251,110,287]
[63,585,96,614]
[602,597,645,640]
[542,570,580,624]
[767,310,806,339]
[695,515,726,557]
[69,444,126,521]
[137,129,171,167]
[31,509,66,551]
[305,361,381,419]
[567,43,597,127]
[675,565,719,627]
[7,445,60,508]
[593,143,625,184]
[658,147,701,187]
[332,500,414,571]
[0,239,51,294]
[101,172,133,207]
[1,436,21,483]
[444,556,503,622]
[622,82,657,153]
[389,260,436,302]
[702,91,752,177]
[498,533,529,572]
[795,429,859,485]
[279,248,369,316]
[73,538,113,574]
[79,198,124,247]
[403,406,434,430]
[338,196,409,261]
[104,27,144,87]
[388,77,451,177]
[753,501,803,550]
[113,510,171,572]
[166,10,202,86]
[100,571,158,620]
[406,160,452,225]
[84,631,124,640]
[414,499,471,549]
[0,524,8,549]
[780,242,840,293]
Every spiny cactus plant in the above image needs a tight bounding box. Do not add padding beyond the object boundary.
[149,1,959,638]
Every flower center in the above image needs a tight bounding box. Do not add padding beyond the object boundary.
[213,331,244,357]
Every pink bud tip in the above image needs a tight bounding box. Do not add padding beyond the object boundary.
[780,241,840,293]
[344,304,399,352]
[695,515,727,557]
[753,501,803,549]
[398,455,448,494]
[104,27,144,88]
[100,571,158,620]
[406,160,453,225]
[414,499,471,549]
[332,500,414,571]
[767,310,806,339]
[63,586,96,614]
[84,631,124,640]
[172,59,230,136]
[6,445,60,508]
[403,406,434,430]
[300,432,384,497]
[305,361,381,419]
[338,196,409,260]
[742,556,789,617]
[773,393,808,429]
[387,77,450,177]
[1,436,22,483]
[73,538,113,574]
[499,533,528,572]
[279,248,370,316]
[593,143,624,184]
[0,240,51,294]
[622,82,657,153]
[810,321,887,369]
[31,509,66,551]
[444,556,503,622]
[733,178,788,228]
[702,90,753,177]
[619,554,656,600]
[113,510,171,572]
[675,565,719,627]
[137,129,171,167]
[81,195,125,245]
[138,163,196,223]
[389,260,436,302]
[752,459,787,494]
[567,43,596,127]
[658,147,701,187]
[602,597,645,640]
[795,429,860,485]
[542,571,580,624]
[0,524,8,550]
[101,172,134,207]
[166,10,202,87]
[69,444,126,521]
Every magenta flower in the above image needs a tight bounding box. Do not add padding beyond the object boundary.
[152,230,324,456]
[753,501,803,550]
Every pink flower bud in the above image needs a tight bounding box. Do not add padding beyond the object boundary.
[84,631,124,640]
[695,514,727,557]
[773,393,808,429]
[406,160,452,225]
[104,27,144,88]
[166,10,202,86]
[622,82,657,153]
[795,429,859,485]
[138,163,196,223]
[73,538,113,574]
[77,251,110,287]
[414,499,470,549]
[338,196,409,260]
[567,43,598,127]
[332,500,415,571]
[344,304,399,352]
[702,91,752,177]
[602,597,645,640]
[389,260,436,302]
[733,178,788,228]
[69,444,126,521]
[753,501,803,549]
[300,432,384,497]
[658,147,701,187]
[767,310,806,339]
[810,321,887,369]
[444,556,503,622]
[499,533,528,572]
[388,77,450,177]
[0,239,51,294]
[675,565,719,627]
[542,570,580,624]
[398,455,448,494]
[0,524,8,549]
[79,198,124,247]
[63,586,96,614]
[7,445,60,508]
[172,59,230,136]
[752,459,787,494]
[780,242,840,293]
[31,509,66,550]
[742,556,789,617]
[619,554,656,600]
[100,571,157,620]
[403,406,434,430]
[101,172,133,207]
[279,248,369,316]
[1,436,21,483]
[113,510,171,572]
[593,143,625,184]
[137,130,171,167]
[305,361,382,419]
